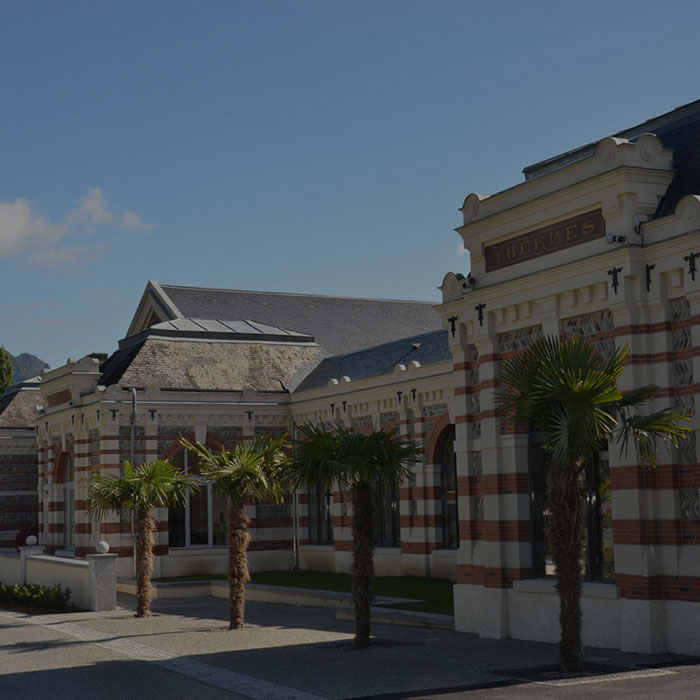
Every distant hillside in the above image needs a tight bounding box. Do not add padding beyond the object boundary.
[10,353,49,383]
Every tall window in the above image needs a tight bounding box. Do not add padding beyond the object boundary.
[63,455,75,550]
[168,449,228,548]
[307,484,333,545]
[440,426,459,548]
[528,433,614,580]
[374,478,399,547]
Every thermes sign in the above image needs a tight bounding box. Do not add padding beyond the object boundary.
[484,210,605,272]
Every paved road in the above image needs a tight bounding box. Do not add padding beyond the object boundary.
[0,596,697,699]
[385,663,700,699]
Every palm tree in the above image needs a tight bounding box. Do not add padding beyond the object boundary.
[86,460,197,617]
[181,436,288,629]
[498,335,691,672]
[291,422,421,649]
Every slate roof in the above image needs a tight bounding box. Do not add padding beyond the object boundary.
[522,99,700,219]
[0,381,41,428]
[123,318,314,347]
[295,329,450,393]
[99,339,146,386]
[159,285,442,356]
[99,316,322,391]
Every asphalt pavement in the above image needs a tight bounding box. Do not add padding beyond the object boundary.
[0,594,697,699]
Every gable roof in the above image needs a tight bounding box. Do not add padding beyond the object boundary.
[294,329,451,393]
[522,98,700,219]
[127,282,443,357]
[100,317,320,390]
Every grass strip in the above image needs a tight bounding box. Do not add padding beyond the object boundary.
[154,570,454,615]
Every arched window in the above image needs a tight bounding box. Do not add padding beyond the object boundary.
[440,426,458,548]
[63,454,75,550]
[168,448,228,548]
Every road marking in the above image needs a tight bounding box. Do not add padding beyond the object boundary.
[535,668,679,686]
[0,611,324,700]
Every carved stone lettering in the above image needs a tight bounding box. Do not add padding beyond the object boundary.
[485,210,605,272]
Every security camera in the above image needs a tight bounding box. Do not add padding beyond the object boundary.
[462,274,476,289]
[606,232,627,244]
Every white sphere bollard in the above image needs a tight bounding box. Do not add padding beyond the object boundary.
[96,540,110,554]
[25,535,38,546]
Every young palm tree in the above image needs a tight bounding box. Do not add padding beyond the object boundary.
[181,436,289,630]
[498,335,691,672]
[86,460,197,617]
[291,422,421,649]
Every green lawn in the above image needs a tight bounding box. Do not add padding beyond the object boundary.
[154,570,454,615]
[154,573,226,583]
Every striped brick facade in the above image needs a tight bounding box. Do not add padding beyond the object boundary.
[4,101,700,658]
[0,383,41,549]
[0,429,38,548]
[438,125,700,655]
[34,357,298,579]
[290,364,458,580]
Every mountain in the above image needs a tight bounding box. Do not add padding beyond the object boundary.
[10,353,49,383]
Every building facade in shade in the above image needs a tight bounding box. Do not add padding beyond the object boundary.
[1,99,699,655]
[0,379,41,548]
[435,102,700,655]
[30,284,445,580]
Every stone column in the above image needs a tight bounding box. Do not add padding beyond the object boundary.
[87,553,118,610]
[19,545,45,582]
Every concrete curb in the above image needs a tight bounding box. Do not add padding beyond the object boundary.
[336,604,454,630]
[115,578,444,629]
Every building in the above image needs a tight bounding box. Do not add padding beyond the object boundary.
[437,101,700,655]
[0,378,40,548]
[2,99,700,655]
[32,284,443,580]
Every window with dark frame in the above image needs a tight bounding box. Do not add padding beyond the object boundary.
[374,477,400,547]
[167,448,228,548]
[440,425,459,548]
[307,483,333,545]
[63,454,75,550]
[528,431,614,581]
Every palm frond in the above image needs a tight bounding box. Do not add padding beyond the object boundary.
[86,459,199,519]
[291,421,421,491]
[615,407,693,466]
[497,334,694,471]
[181,437,289,506]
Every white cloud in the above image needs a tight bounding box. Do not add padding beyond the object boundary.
[457,241,467,255]
[76,187,113,226]
[0,198,63,259]
[0,188,154,267]
[120,209,155,232]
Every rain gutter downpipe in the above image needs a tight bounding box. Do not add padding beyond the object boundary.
[291,419,299,572]
[130,387,137,578]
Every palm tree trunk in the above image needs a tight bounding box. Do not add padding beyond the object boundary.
[228,502,250,630]
[351,479,375,649]
[547,459,585,672]
[135,510,154,618]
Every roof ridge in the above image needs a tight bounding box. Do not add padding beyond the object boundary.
[159,283,437,305]
[523,98,700,177]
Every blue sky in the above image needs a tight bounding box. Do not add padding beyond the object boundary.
[2,0,699,368]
